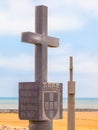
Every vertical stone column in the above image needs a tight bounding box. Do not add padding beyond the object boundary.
[68,56,75,130]
[29,120,52,130]
[29,6,52,130]
[35,5,47,82]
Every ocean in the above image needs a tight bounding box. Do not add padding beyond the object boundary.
[63,97,98,109]
[0,97,98,110]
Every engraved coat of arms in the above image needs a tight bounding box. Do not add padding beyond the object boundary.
[44,92,58,119]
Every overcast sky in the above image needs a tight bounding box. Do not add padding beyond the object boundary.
[0,0,98,97]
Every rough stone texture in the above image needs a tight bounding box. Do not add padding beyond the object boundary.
[22,5,59,82]
[22,32,59,47]
[29,120,52,130]
[19,82,62,120]
[68,56,75,130]
[68,81,75,94]
[68,94,75,130]
[19,5,62,130]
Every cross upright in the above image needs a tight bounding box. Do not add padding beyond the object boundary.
[22,5,59,82]
[70,56,73,82]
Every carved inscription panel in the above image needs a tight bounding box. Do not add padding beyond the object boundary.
[19,82,39,120]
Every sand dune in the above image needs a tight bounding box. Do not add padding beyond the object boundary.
[0,112,98,130]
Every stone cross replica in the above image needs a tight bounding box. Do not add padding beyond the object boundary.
[68,56,75,130]
[19,5,62,130]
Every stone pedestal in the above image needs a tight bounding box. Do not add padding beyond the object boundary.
[19,82,62,120]
[29,120,52,130]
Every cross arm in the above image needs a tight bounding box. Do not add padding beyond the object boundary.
[46,36,59,47]
[22,32,59,47]
[22,32,42,45]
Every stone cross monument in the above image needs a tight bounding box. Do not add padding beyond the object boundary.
[19,5,62,130]
[68,56,75,130]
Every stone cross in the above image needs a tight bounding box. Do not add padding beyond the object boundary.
[22,5,59,82]
[68,56,75,130]
[19,5,62,130]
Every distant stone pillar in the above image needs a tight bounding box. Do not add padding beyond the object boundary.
[68,56,75,130]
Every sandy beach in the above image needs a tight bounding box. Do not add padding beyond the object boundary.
[0,111,98,130]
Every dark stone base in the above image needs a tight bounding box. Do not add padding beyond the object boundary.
[29,120,52,130]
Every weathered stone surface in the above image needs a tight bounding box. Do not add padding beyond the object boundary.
[19,5,63,130]
[19,82,62,120]
[22,32,59,47]
[68,56,75,130]
[22,6,59,82]
[68,81,75,94]
[29,120,52,130]
[68,95,75,130]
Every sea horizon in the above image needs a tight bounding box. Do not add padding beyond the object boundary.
[0,97,98,110]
